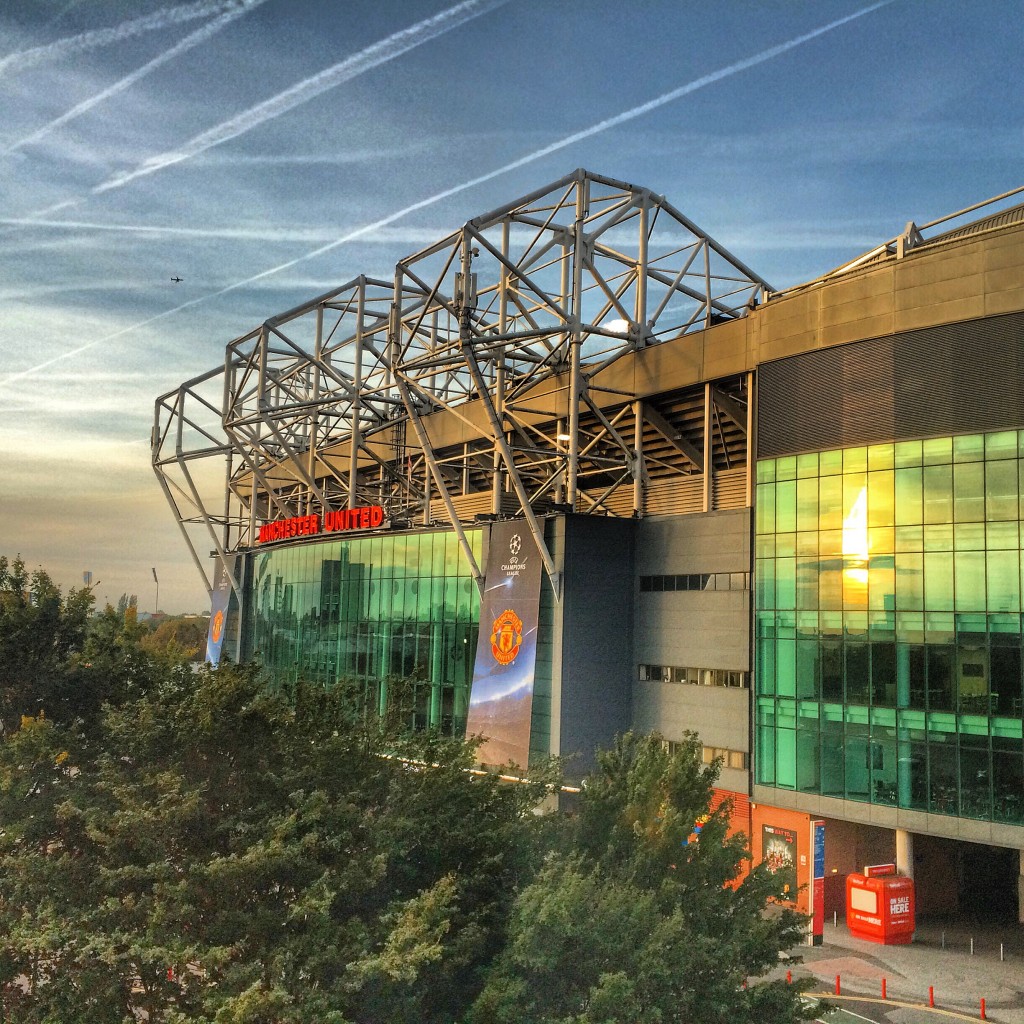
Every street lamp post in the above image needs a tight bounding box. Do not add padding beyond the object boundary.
[152,567,159,614]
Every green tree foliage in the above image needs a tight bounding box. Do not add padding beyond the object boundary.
[141,615,209,662]
[0,555,93,733]
[0,665,552,1023]
[0,560,816,1022]
[470,732,816,1024]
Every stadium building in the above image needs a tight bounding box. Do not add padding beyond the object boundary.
[155,169,1024,928]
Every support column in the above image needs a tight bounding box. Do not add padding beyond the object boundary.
[896,829,914,880]
[633,400,644,515]
[702,382,713,512]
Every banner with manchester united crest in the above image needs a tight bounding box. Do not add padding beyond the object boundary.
[205,553,237,666]
[466,519,543,767]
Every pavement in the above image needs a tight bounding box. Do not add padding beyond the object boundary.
[766,918,1024,1024]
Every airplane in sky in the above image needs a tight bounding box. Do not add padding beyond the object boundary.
[171,276,183,283]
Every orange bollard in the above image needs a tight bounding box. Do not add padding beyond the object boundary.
[786,970,792,984]
[835,975,841,995]
[981,998,986,1020]
[929,986,935,1008]
[881,977,887,1000]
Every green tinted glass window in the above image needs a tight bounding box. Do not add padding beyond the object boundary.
[923,465,953,525]
[986,460,1018,521]
[954,462,985,522]
[986,431,1018,460]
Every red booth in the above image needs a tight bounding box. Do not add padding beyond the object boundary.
[845,863,915,945]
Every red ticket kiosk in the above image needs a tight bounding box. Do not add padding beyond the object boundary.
[846,863,915,945]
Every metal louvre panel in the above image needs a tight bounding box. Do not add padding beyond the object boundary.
[599,488,637,517]
[712,467,747,510]
[644,475,704,516]
[758,312,1024,458]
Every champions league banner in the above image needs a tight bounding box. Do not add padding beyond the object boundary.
[466,520,544,767]
[205,553,237,666]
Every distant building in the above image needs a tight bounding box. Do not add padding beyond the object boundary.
[156,170,1024,927]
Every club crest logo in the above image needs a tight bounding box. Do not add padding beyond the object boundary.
[490,608,523,665]
[509,534,521,556]
[211,609,225,644]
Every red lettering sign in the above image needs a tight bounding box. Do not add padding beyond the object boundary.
[259,506,385,543]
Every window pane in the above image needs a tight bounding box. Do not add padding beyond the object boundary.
[986,460,1018,521]
[927,646,954,711]
[776,727,796,788]
[928,734,957,813]
[846,642,870,704]
[819,475,843,531]
[923,465,953,525]
[954,462,985,523]
[871,642,897,706]
[869,556,895,613]
[868,470,895,528]
[954,551,986,611]
[797,477,818,532]
[776,638,795,697]
[988,550,1021,614]
[776,480,796,533]
[776,558,796,610]
[797,717,819,792]
[844,722,870,799]
[924,552,954,611]
[953,433,985,463]
[896,553,923,610]
[820,712,845,796]
[992,646,1022,715]
[897,468,929,524]
[796,639,819,698]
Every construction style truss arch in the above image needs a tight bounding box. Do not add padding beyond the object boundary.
[154,169,769,598]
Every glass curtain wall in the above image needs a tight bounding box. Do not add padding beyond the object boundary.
[246,529,482,736]
[755,431,1024,825]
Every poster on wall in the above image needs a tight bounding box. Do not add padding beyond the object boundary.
[762,824,798,901]
[811,820,825,944]
[205,554,237,666]
[465,520,543,767]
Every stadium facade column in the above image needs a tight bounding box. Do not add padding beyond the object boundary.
[895,830,914,880]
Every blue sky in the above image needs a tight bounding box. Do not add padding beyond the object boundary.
[0,0,1019,613]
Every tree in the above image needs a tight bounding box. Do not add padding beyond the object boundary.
[140,615,209,662]
[0,555,93,733]
[470,732,817,1024]
[0,664,553,1023]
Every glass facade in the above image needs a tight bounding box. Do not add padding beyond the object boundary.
[246,529,482,736]
[755,431,1024,825]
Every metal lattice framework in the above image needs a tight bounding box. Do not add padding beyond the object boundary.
[154,169,770,597]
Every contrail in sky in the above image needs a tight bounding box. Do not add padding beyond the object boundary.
[0,0,256,79]
[3,0,270,156]
[91,0,512,195]
[0,0,894,389]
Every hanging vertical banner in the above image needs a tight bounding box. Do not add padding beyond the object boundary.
[205,553,236,666]
[466,520,543,767]
[811,820,825,945]
[762,824,798,901]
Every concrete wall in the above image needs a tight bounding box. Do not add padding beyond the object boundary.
[632,508,751,793]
